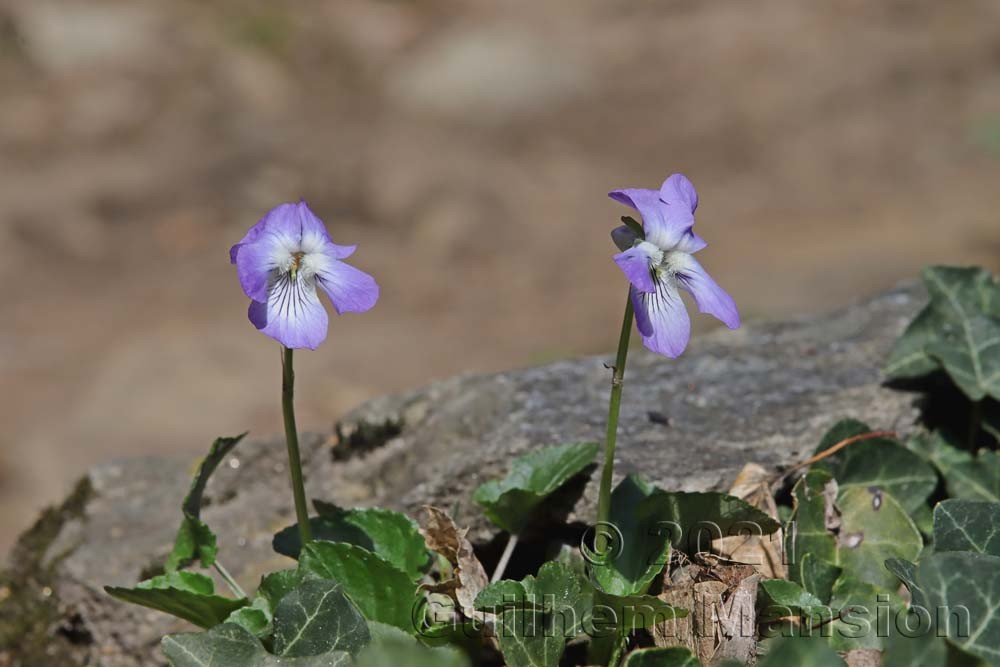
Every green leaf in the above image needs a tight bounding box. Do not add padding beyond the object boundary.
[885,558,929,609]
[355,622,470,667]
[907,431,974,477]
[591,475,671,597]
[945,450,1000,503]
[795,553,842,604]
[163,623,351,667]
[758,579,829,621]
[921,266,1000,401]
[917,551,1000,665]
[473,442,599,534]
[257,569,304,612]
[885,303,946,380]
[166,433,247,571]
[225,597,272,638]
[298,541,421,632]
[272,578,371,658]
[105,571,247,629]
[274,504,430,580]
[787,472,922,591]
[622,647,700,667]
[933,499,1000,556]
[827,575,903,651]
[813,419,938,514]
[594,476,779,596]
[756,636,845,667]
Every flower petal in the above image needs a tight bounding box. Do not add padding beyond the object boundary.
[674,231,707,254]
[316,258,379,314]
[673,254,740,329]
[234,236,281,302]
[632,280,691,358]
[610,225,639,252]
[614,241,661,294]
[609,178,696,250]
[660,173,698,212]
[248,273,329,349]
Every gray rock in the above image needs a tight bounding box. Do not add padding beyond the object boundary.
[0,284,924,665]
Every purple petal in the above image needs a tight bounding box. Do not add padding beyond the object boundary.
[632,281,691,358]
[608,183,695,250]
[316,257,379,314]
[613,242,659,294]
[674,231,707,254]
[248,274,329,349]
[611,225,639,252]
[674,254,740,329]
[660,173,698,212]
[235,238,278,302]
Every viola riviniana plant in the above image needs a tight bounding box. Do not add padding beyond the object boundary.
[230,201,378,546]
[596,174,740,543]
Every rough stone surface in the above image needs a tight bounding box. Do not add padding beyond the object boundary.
[0,284,925,666]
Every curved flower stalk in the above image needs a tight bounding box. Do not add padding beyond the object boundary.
[231,201,379,547]
[610,173,739,357]
[230,201,379,350]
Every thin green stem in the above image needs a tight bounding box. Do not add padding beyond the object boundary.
[490,533,520,583]
[969,399,982,449]
[213,560,247,600]
[282,346,312,546]
[608,636,626,667]
[596,291,635,532]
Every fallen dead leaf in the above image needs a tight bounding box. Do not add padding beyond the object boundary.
[419,505,490,618]
[713,463,787,578]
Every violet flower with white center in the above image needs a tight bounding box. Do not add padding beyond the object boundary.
[609,173,739,358]
[230,201,379,350]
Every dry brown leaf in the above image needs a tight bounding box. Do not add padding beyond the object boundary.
[713,463,786,578]
[419,505,490,618]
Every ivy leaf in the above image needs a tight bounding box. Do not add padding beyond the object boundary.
[298,541,421,632]
[163,623,352,667]
[793,553,841,604]
[921,266,1000,401]
[827,575,903,651]
[166,433,247,571]
[272,578,371,658]
[885,303,946,380]
[757,579,828,622]
[906,431,974,477]
[473,442,599,534]
[756,636,845,667]
[944,450,1000,503]
[813,419,937,514]
[257,568,304,611]
[274,504,429,580]
[105,571,247,629]
[787,472,922,591]
[933,499,1000,556]
[917,551,1000,665]
[355,622,470,667]
[622,646,700,666]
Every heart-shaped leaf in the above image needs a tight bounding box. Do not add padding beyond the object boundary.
[274,504,429,580]
[272,578,371,658]
[933,499,1000,556]
[813,420,937,514]
[758,579,828,622]
[225,597,272,638]
[622,646,700,666]
[885,303,947,380]
[756,636,845,666]
[163,623,352,666]
[594,476,779,597]
[166,433,246,571]
[921,266,1000,401]
[355,622,470,667]
[944,450,1000,503]
[473,441,599,534]
[792,553,841,604]
[787,471,922,592]
[105,571,247,629]
[298,541,421,632]
[827,575,904,651]
[916,551,1000,665]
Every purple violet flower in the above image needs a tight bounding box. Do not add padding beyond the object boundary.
[230,201,379,349]
[609,174,739,358]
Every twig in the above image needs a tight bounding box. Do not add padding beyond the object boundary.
[491,534,520,583]
[772,430,896,489]
[214,560,247,599]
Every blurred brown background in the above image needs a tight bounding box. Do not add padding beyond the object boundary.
[1,0,999,553]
